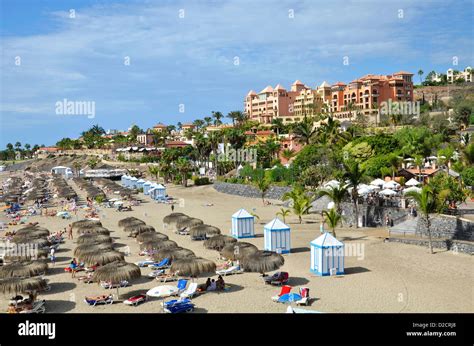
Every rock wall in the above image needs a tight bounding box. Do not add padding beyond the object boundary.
[213,181,291,200]
[416,215,474,241]
[387,237,473,255]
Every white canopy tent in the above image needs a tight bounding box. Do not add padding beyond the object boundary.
[379,189,398,196]
[405,178,420,187]
[370,178,385,186]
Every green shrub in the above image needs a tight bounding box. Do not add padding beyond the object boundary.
[194,177,211,186]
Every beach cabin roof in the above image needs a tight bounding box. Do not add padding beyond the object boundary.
[137,179,145,183]
[130,177,138,181]
[155,184,165,189]
[264,218,290,231]
[52,166,70,170]
[143,181,152,186]
[232,208,253,219]
[311,232,343,248]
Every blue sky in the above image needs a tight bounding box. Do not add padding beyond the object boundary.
[0,0,473,147]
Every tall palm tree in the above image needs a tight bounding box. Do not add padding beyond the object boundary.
[254,175,270,205]
[317,185,348,214]
[323,208,342,238]
[343,161,366,228]
[405,186,449,254]
[203,117,213,127]
[418,69,424,85]
[212,111,224,126]
[175,158,192,187]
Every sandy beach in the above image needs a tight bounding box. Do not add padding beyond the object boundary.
[1,175,473,314]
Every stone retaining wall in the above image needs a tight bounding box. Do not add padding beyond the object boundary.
[416,215,474,241]
[387,237,473,255]
[213,181,291,200]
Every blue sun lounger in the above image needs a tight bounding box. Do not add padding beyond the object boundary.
[149,258,170,270]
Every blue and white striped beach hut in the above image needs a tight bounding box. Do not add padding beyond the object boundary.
[120,174,126,185]
[136,179,145,190]
[231,209,255,238]
[310,233,344,276]
[129,177,138,189]
[122,175,130,187]
[143,181,152,195]
[150,184,166,200]
[264,218,291,254]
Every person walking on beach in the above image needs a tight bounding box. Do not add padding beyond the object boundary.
[50,247,56,266]
[171,204,174,212]
[67,224,73,240]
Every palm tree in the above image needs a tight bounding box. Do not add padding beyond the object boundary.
[317,185,348,214]
[212,111,224,126]
[281,149,295,162]
[405,186,449,254]
[175,158,192,187]
[254,174,270,205]
[418,69,424,85]
[323,208,342,238]
[148,165,160,180]
[276,208,290,224]
[343,161,366,228]
[283,186,314,224]
[414,155,424,183]
[292,116,317,145]
[204,117,213,127]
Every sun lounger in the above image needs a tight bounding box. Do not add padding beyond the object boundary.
[156,271,179,283]
[136,260,155,267]
[216,265,243,276]
[18,300,46,314]
[100,280,129,289]
[175,279,188,294]
[296,287,310,306]
[147,269,165,278]
[163,300,195,313]
[177,227,189,235]
[84,294,114,306]
[180,282,198,299]
[271,285,292,302]
[149,258,170,270]
[123,294,147,306]
[263,272,289,286]
[161,297,191,307]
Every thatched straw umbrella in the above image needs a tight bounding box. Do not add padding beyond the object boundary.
[190,224,221,239]
[168,215,190,228]
[72,219,102,231]
[124,224,155,237]
[76,234,112,244]
[176,217,203,230]
[170,257,216,278]
[220,242,258,261]
[240,250,285,276]
[0,260,48,278]
[163,213,187,225]
[118,217,145,228]
[12,233,48,243]
[152,247,195,262]
[136,231,168,243]
[204,235,237,251]
[74,243,114,257]
[140,239,177,251]
[78,250,124,266]
[76,226,110,236]
[16,227,50,237]
[3,249,49,262]
[0,277,48,295]
[92,261,141,298]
